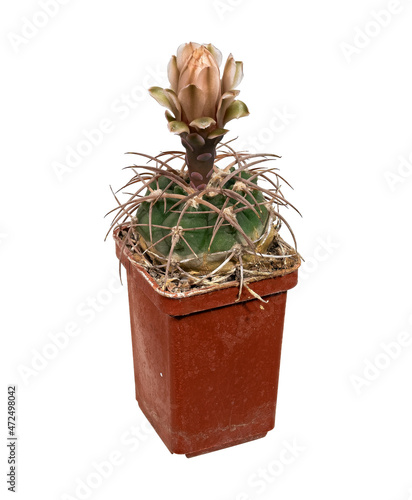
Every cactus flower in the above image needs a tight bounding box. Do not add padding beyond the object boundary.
[148,43,250,189]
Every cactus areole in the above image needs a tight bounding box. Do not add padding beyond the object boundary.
[109,43,301,457]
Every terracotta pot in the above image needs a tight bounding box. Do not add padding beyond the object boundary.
[114,228,298,457]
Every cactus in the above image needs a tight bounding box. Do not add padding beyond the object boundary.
[108,43,300,293]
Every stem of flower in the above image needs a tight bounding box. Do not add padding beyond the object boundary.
[181,134,222,190]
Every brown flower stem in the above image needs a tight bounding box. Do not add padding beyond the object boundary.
[181,134,222,190]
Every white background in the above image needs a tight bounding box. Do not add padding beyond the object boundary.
[1,0,412,499]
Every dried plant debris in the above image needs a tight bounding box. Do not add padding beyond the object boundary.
[118,227,300,296]
[107,139,301,295]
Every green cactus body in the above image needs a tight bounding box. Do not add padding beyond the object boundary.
[135,170,273,269]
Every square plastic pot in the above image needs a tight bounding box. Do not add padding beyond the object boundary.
[114,229,298,457]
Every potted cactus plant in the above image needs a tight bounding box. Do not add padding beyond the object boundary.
[108,42,301,457]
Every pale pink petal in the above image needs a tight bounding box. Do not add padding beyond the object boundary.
[221,54,236,94]
[197,66,220,118]
[176,42,201,71]
[167,55,179,91]
[178,84,206,123]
